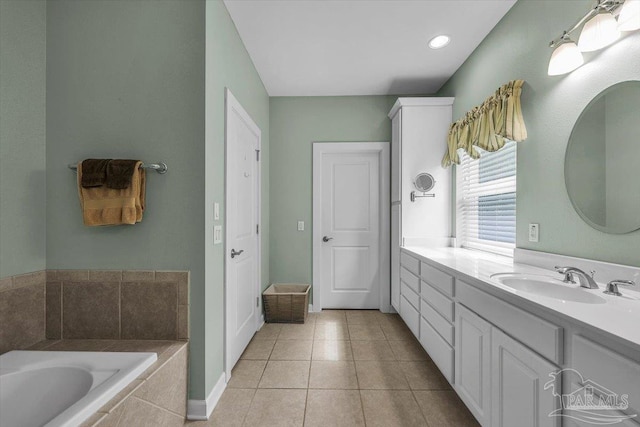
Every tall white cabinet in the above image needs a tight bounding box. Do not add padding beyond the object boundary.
[388,98,454,311]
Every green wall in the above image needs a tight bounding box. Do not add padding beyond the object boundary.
[269,96,395,286]
[0,0,47,278]
[437,0,640,266]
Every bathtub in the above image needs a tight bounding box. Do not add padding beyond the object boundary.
[0,350,157,427]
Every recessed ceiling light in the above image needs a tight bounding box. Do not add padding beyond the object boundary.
[429,35,450,49]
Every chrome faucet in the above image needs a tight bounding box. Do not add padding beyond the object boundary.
[604,280,636,296]
[555,266,599,289]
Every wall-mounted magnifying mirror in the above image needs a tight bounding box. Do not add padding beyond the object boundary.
[411,173,436,202]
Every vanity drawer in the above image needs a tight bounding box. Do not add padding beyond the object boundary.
[457,280,563,364]
[420,262,455,297]
[400,266,420,294]
[401,280,420,311]
[420,316,454,383]
[400,295,420,338]
[421,298,454,346]
[421,281,455,322]
[572,335,640,416]
[401,252,420,276]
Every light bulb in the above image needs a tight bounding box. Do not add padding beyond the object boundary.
[618,0,640,31]
[578,10,621,51]
[548,40,584,76]
[429,35,450,49]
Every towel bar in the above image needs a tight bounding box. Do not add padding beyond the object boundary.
[68,162,168,174]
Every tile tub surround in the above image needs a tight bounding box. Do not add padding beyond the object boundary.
[0,271,46,354]
[46,270,190,341]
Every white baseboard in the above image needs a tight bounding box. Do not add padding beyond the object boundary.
[258,314,265,329]
[187,371,227,420]
[309,303,314,313]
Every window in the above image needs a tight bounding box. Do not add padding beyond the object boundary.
[457,140,516,257]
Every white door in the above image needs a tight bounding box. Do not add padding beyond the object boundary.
[312,143,390,311]
[225,89,261,376]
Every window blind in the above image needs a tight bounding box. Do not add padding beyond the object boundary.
[457,140,517,257]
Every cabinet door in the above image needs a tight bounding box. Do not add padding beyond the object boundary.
[391,110,402,202]
[391,204,401,311]
[491,328,561,427]
[455,303,491,427]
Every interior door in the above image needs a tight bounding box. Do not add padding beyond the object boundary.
[225,89,260,374]
[318,149,381,309]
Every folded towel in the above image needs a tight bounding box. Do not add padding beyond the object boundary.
[80,159,111,188]
[106,159,139,189]
[77,160,146,226]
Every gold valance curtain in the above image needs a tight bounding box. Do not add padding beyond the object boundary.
[442,80,527,167]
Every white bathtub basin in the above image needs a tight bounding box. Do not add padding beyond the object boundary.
[0,350,157,427]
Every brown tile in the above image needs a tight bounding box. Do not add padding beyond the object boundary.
[413,390,481,427]
[278,323,315,340]
[0,276,13,292]
[270,340,312,360]
[155,271,189,305]
[241,339,275,360]
[228,360,267,389]
[389,339,428,361]
[57,270,89,281]
[121,282,177,339]
[189,388,255,427]
[243,389,306,427]
[138,342,187,380]
[80,411,107,427]
[309,361,358,389]
[177,305,189,340]
[258,360,310,388]
[348,323,386,340]
[103,340,176,355]
[254,323,282,340]
[314,322,349,340]
[312,340,353,361]
[27,340,58,350]
[315,310,346,323]
[355,361,410,390]
[360,390,427,427]
[46,270,58,282]
[89,270,123,282]
[0,283,45,353]
[45,340,118,351]
[115,396,183,427]
[63,282,120,339]
[97,379,144,413]
[13,271,46,289]
[134,345,188,416]
[380,319,415,341]
[305,390,365,427]
[122,270,155,281]
[399,360,452,390]
[345,310,383,325]
[351,340,396,361]
[46,282,62,339]
[94,401,126,427]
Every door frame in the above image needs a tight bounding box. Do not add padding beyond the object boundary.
[224,88,262,380]
[312,142,391,313]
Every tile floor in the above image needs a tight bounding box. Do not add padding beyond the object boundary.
[186,310,479,427]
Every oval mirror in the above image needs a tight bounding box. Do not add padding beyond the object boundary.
[565,80,640,234]
[414,173,435,192]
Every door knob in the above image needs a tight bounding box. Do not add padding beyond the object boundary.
[231,249,244,258]
[322,236,333,242]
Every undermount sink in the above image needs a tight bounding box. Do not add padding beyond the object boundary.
[490,273,606,304]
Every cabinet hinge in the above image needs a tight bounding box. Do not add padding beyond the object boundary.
[256,149,260,161]
[256,296,259,307]
[256,224,259,234]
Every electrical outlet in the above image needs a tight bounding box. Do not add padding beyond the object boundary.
[529,223,539,242]
[297,221,305,231]
[214,226,222,244]
[214,203,220,220]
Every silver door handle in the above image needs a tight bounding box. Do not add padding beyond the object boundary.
[322,236,333,242]
[231,249,244,258]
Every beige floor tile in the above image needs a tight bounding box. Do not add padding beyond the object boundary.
[347,323,386,340]
[360,390,428,427]
[228,360,267,389]
[413,390,480,427]
[258,360,310,388]
[312,340,353,361]
[270,340,313,360]
[399,360,452,390]
[355,361,410,390]
[185,388,255,427]
[389,339,429,361]
[345,310,383,325]
[304,390,365,427]
[351,340,396,361]
[242,389,307,427]
[240,339,275,360]
[380,319,416,340]
[254,324,282,340]
[314,322,349,340]
[278,323,316,340]
[309,361,358,389]
[314,310,346,323]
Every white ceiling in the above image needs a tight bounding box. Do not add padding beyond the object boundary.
[223,0,517,96]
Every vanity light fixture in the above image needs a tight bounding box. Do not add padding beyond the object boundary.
[548,0,639,76]
[429,35,450,49]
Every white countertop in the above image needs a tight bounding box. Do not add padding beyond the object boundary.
[403,246,640,351]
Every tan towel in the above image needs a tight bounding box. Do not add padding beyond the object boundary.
[77,161,146,226]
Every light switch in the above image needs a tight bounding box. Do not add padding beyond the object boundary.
[214,226,222,244]
[297,221,305,231]
[528,223,539,242]
[214,203,220,220]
